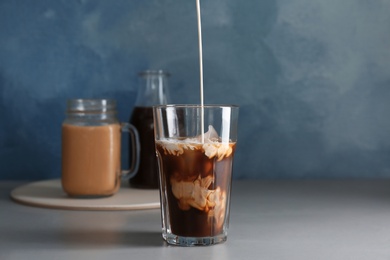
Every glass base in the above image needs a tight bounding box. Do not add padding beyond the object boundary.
[163,233,227,246]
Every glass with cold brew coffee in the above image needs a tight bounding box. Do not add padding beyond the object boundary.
[153,105,238,246]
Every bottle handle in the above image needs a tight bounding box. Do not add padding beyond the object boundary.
[120,122,140,179]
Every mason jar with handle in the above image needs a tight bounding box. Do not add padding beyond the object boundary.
[61,99,140,197]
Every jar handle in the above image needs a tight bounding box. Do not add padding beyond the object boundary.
[120,122,140,179]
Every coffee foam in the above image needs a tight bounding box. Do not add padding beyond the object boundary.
[156,125,234,160]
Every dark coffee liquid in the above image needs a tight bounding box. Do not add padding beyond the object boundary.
[156,140,235,237]
[129,106,159,189]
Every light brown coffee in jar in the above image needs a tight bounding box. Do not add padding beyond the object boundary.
[61,123,121,197]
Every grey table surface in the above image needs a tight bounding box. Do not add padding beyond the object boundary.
[1,180,390,260]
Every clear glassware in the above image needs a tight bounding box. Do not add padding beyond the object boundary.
[129,70,170,189]
[62,99,140,197]
[153,104,239,246]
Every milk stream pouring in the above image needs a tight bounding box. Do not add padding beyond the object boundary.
[129,70,170,189]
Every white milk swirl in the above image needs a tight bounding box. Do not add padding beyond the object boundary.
[196,0,205,143]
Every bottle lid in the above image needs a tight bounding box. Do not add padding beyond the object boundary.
[138,70,170,77]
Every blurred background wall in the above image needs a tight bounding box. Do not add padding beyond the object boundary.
[0,0,389,180]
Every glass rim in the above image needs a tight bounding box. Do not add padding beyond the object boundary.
[153,104,239,109]
[67,99,117,112]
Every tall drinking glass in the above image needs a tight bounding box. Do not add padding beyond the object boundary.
[153,105,239,246]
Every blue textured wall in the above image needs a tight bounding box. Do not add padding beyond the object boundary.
[1,0,389,180]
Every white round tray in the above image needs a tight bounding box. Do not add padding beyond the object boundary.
[10,179,160,211]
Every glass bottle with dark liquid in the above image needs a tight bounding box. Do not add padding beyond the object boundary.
[129,70,170,189]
